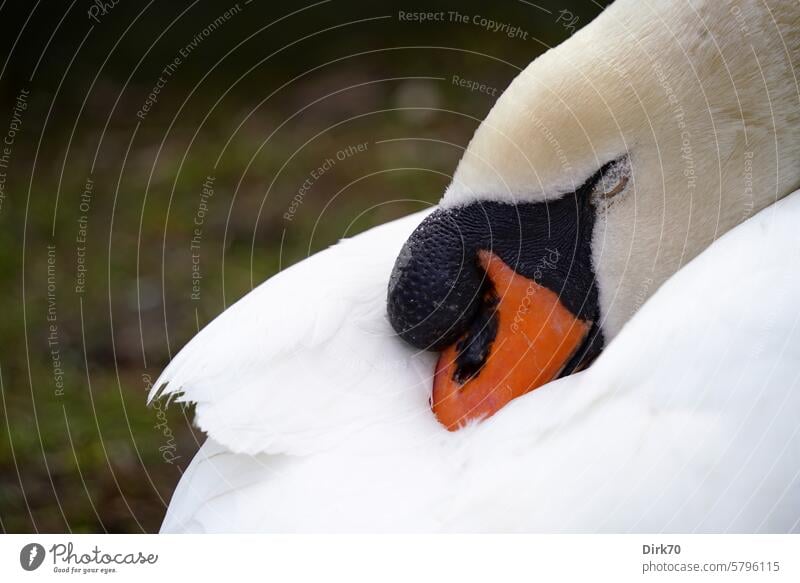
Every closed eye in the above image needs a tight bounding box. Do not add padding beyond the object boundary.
[593,155,631,201]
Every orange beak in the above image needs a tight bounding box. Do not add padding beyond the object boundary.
[432,250,591,430]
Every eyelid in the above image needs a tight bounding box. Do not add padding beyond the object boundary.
[600,175,628,199]
[594,155,630,200]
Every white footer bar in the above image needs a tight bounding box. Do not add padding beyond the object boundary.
[1,534,797,582]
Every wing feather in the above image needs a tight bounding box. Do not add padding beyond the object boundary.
[150,209,434,455]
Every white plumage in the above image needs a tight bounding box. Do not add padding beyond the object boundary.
[155,191,800,532]
[152,0,800,532]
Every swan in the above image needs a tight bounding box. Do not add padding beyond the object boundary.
[152,0,800,532]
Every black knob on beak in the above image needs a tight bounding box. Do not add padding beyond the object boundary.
[387,208,487,351]
[387,195,602,356]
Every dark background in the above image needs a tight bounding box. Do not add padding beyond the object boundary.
[0,0,610,533]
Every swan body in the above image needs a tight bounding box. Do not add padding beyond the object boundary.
[153,0,800,532]
[157,191,800,532]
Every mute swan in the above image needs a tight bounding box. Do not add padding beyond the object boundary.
[153,0,800,532]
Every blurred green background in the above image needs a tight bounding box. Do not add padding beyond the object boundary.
[0,0,609,532]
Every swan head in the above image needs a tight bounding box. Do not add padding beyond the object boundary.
[388,0,800,430]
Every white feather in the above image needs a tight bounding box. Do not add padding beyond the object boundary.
[151,209,437,456]
[158,191,800,533]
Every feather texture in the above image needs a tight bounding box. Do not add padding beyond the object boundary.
[151,209,437,456]
[157,192,800,533]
